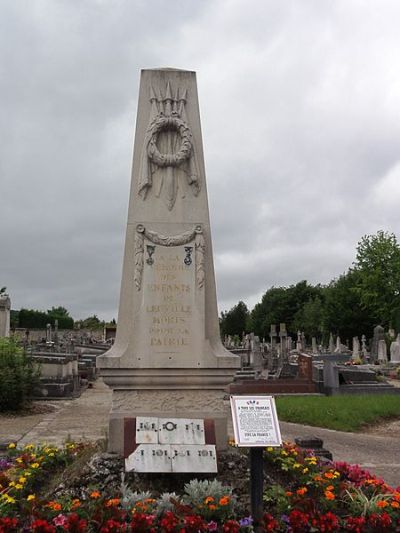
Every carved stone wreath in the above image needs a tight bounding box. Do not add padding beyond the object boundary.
[147,115,192,167]
[134,224,205,291]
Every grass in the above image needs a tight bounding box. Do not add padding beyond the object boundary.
[275,394,400,432]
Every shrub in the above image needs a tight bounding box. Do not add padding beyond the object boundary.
[0,337,40,411]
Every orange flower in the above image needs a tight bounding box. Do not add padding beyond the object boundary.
[105,498,120,507]
[391,501,400,508]
[324,472,334,479]
[209,504,217,511]
[377,500,388,508]
[326,485,334,491]
[47,501,62,511]
[285,491,293,497]
[90,491,101,499]
[219,496,230,506]
[204,496,215,505]
[296,487,308,496]
[71,499,81,509]
[324,490,335,500]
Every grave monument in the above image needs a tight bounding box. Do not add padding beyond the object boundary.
[97,68,240,454]
[0,291,11,337]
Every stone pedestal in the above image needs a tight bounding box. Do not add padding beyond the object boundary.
[0,295,10,337]
[97,69,239,453]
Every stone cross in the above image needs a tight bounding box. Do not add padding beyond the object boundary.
[97,68,240,453]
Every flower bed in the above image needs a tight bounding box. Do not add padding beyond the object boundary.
[0,442,399,531]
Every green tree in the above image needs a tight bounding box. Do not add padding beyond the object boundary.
[293,296,325,340]
[323,270,375,340]
[352,230,400,328]
[0,338,40,411]
[47,306,74,329]
[76,314,104,330]
[248,281,323,338]
[220,301,249,338]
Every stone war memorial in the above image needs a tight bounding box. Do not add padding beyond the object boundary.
[97,68,240,464]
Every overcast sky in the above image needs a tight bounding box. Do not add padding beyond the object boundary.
[1,0,400,321]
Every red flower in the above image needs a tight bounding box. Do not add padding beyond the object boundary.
[130,512,155,532]
[345,516,366,532]
[368,512,392,530]
[222,520,240,533]
[100,519,127,533]
[160,511,179,532]
[288,510,310,532]
[31,520,56,533]
[313,512,339,532]
[182,514,206,532]
[66,513,88,532]
[0,517,18,533]
[263,513,279,532]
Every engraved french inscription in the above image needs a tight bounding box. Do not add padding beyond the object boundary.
[142,243,194,354]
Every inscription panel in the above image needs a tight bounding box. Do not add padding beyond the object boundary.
[137,243,197,359]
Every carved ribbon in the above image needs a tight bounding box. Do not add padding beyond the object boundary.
[134,224,205,291]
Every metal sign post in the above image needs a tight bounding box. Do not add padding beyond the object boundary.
[230,396,282,532]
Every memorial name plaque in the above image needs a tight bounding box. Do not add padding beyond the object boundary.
[230,395,282,447]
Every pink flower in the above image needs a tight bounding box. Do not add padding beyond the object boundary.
[207,521,218,531]
[53,514,68,527]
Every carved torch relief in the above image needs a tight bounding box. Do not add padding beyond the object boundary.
[138,82,200,211]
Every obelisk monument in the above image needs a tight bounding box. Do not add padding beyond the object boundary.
[97,68,239,453]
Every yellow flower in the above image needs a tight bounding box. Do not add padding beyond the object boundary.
[19,477,27,483]
[48,452,55,457]
[8,443,16,449]
[16,458,23,464]
[27,495,35,501]
[293,463,301,469]
[8,481,15,487]
[15,484,23,490]
[24,444,34,450]
[31,463,40,469]
[267,447,273,452]
[302,468,309,474]
[281,451,288,456]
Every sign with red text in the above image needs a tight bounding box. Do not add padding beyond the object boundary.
[230,395,282,447]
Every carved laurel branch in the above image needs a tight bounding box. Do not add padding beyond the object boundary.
[134,224,205,291]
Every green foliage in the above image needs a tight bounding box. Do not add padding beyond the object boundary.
[293,296,325,340]
[353,230,400,328]
[0,338,40,411]
[323,270,375,340]
[220,301,249,338]
[248,281,323,338]
[18,307,74,329]
[276,395,400,432]
[75,314,104,330]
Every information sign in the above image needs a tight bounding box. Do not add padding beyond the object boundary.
[230,395,282,447]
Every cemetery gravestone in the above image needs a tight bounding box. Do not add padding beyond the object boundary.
[97,69,240,454]
[0,293,10,338]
